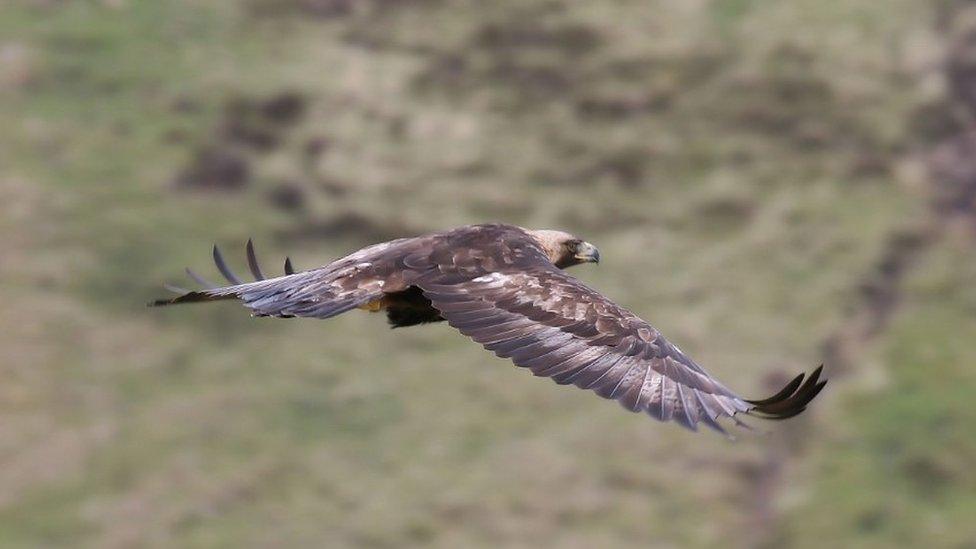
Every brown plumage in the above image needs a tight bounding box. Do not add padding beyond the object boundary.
[151,223,826,434]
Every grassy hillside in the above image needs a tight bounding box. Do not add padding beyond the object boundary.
[2,0,974,547]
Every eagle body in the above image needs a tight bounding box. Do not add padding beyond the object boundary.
[374,285,442,327]
[153,223,825,434]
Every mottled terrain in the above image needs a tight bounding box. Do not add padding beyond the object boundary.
[1,1,975,547]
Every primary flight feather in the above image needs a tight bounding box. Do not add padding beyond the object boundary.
[151,223,826,434]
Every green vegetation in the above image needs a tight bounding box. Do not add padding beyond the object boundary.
[1,0,972,547]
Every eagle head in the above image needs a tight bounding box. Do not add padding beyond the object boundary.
[523,229,600,269]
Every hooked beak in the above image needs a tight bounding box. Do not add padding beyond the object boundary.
[574,241,600,264]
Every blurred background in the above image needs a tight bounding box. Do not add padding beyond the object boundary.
[2,0,975,547]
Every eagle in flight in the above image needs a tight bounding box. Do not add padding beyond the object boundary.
[152,223,825,434]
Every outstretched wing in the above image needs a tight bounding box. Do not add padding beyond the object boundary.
[418,267,825,434]
[151,238,426,319]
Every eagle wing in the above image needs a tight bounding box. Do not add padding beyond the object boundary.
[151,237,430,319]
[418,267,825,434]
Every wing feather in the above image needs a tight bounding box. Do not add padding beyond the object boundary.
[212,245,243,285]
[245,239,266,281]
[419,266,825,433]
[151,237,431,318]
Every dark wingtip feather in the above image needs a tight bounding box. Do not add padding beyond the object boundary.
[148,290,228,307]
[758,406,807,421]
[148,295,181,307]
[212,244,243,285]
[246,238,265,281]
[747,365,827,420]
[152,240,300,309]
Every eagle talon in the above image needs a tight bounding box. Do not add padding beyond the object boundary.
[359,299,385,312]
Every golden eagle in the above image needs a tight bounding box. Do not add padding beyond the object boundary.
[152,223,825,434]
